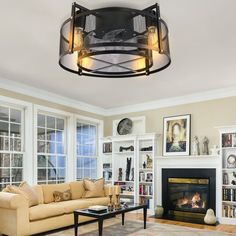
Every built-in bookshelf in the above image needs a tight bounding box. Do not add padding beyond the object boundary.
[137,134,157,212]
[100,133,159,212]
[219,126,236,224]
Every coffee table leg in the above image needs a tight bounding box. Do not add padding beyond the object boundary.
[122,213,125,225]
[98,218,103,236]
[143,206,147,229]
[74,213,79,236]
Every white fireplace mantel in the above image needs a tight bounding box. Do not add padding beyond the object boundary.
[154,155,221,219]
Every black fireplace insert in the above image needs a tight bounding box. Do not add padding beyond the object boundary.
[162,168,216,224]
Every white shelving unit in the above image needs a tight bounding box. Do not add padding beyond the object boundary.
[100,133,159,213]
[137,133,158,213]
[101,137,113,185]
[218,125,236,225]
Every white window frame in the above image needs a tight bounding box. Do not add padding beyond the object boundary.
[0,95,33,184]
[33,105,74,184]
[75,115,104,180]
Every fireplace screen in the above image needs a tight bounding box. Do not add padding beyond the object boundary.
[168,178,209,214]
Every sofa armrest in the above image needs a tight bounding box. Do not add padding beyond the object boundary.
[0,192,29,236]
[0,192,27,209]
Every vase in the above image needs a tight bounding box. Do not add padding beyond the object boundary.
[204,209,216,225]
[155,205,164,218]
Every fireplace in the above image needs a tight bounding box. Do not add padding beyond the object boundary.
[162,168,216,224]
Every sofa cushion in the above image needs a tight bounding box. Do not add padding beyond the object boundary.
[32,185,44,204]
[42,183,70,204]
[69,181,85,199]
[53,189,72,202]
[4,182,39,207]
[55,197,109,214]
[82,197,110,207]
[83,178,105,198]
[29,203,64,221]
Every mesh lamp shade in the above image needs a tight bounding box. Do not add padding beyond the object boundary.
[59,3,171,78]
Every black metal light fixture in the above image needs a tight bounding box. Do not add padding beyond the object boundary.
[59,3,171,78]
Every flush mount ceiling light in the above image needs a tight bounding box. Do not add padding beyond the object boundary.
[59,3,171,78]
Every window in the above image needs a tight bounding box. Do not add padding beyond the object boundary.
[0,106,24,190]
[76,121,97,179]
[37,113,66,184]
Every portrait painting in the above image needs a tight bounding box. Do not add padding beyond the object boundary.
[163,114,191,156]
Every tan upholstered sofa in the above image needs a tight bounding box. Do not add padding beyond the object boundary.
[0,181,115,236]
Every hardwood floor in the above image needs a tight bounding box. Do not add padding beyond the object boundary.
[126,213,236,234]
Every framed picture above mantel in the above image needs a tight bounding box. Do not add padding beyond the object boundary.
[163,114,191,156]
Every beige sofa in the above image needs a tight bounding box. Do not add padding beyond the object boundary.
[0,181,115,236]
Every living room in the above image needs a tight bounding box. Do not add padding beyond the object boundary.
[0,0,236,235]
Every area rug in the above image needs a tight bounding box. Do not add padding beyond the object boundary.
[48,218,234,236]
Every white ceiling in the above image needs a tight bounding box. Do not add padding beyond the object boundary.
[0,0,236,110]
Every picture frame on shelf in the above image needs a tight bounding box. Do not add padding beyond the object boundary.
[222,133,232,148]
[163,114,191,156]
[103,142,112,153]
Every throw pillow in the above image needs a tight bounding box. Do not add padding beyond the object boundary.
[4,181,39,207]
[53,189,72,202]
[83,178,105,198]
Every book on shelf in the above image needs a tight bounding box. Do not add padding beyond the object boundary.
[139,172,153,182]
[222,204,236,218]
[139,185,153,196]
[222,188,232,201]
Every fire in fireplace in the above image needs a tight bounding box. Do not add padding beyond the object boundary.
[168,178,208,214]
[177,192,206,209]
[162,169,216,224]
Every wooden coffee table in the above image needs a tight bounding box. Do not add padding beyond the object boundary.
[74,203,147,236]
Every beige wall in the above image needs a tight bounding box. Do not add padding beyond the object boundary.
[2,87,236,154]
[0,88,104,120]
[104,96,236,153]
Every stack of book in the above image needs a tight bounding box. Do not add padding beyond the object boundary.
[139,185,153,196]
[222,205,236,218]
[223,188,232,201]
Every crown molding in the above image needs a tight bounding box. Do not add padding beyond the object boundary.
[0,77,107,116]
[0,77,236,117]
[105,86,236,116]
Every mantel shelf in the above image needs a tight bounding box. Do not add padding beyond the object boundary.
[155,155,220,159]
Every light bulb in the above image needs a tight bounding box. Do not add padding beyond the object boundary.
[74,27,83,50]
[148,26,158,50]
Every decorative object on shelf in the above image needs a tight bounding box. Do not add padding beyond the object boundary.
[231,180,236,185]
[59,3,170,78]
[131,168,134,181]
[103,142,112,153]
[103,163,111,169]
[119,145,134,152]
[232,134,236,147]
[222,133,232,148]
[204,209,216,225]
[146,154,153,168]
[117,118,133,135]
[146,173,153,182]
[104,170,110,181]
[202,136,209,155]
[163,114,191,156]
[154,205,164,218]
[232,172,236,185]
[223,173,229,185]
[227,154,236,168]
[140,146,153,151]
[143,161,146,169]
[125,158,132,181]
[118,168,123,181]
[192,136,200,155]
[210,145,220,156]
